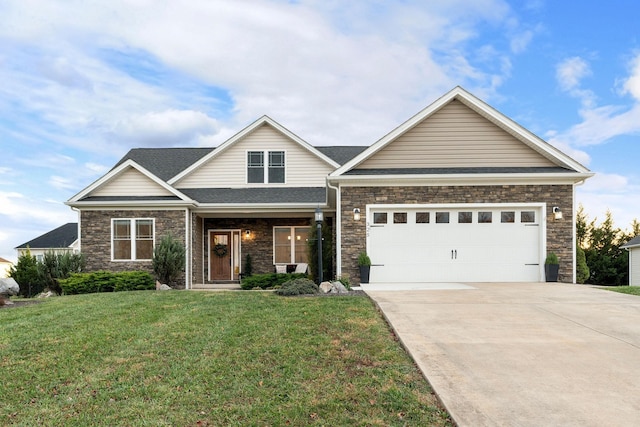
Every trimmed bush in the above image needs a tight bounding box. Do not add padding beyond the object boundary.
[10,248,46,297]
[60,271,155,295]
[152,234,186,286]
[275,278,319,296]
[240,273,307,290]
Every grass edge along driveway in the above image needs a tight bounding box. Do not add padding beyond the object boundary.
[0,291,452,426]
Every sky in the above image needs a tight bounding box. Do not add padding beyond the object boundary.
[1,0,639,262]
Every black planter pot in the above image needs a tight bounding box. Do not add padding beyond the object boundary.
[359,266,371,284]
[545,264,559,282]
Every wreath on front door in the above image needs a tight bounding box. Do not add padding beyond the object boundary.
[213,243,228,258]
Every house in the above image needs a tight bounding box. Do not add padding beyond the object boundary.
[0,257,12,278]
[621,236,640,286]
[66,87,593,288]
[15,222,80,262]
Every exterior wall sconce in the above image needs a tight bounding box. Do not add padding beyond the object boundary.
[353,208,361,221]
[552,207,562,220]
[245,229,251,238]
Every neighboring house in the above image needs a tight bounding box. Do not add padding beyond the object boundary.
[66,87,593,288]
[621,236,640,286]
[15,223,80,262]
[0,257,12,278]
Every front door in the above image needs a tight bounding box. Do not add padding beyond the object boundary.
[210,232,232,281]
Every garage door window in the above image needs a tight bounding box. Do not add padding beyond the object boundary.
[458,212,473,223]
[501,211,515,223]
[436,212,450,223]
[478,212,492,223]
[393,212,407,224]
[416,212,430,223]
[521,211,536,223]
[373,212,387,224]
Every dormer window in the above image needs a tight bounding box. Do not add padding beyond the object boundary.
[247,150,285,183]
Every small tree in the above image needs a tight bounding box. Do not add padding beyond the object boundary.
[38,251,85,295]
[576,245,590,284]
[152,234,186,286]
[243,254,253,277]
[9,248,45,297]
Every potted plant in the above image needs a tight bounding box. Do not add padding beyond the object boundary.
[545,252,559,282]
[358,252,372,284]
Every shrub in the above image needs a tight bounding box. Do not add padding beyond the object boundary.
[358,252,371,266]
[10,248,46,297]
[275,278,319,296]
[243,254,253,277]
[60,271,155,295]
[39,251,85,295]
[152,234,186,286]
[545,252,559,265]
[576,245,590,284]
[240,273,307,290]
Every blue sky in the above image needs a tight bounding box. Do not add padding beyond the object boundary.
[1,0,639,261]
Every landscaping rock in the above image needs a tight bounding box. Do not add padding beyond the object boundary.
[319,281,333,293]
[159,284,172,291]
[36,290,55,298]
[330,281,348,294]
[0,278,19,297]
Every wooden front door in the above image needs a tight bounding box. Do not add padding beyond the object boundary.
[210,232,232,281]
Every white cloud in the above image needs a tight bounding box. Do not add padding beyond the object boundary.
[556,56,596,108]
[49,175,76,191]
[623,53,640,101]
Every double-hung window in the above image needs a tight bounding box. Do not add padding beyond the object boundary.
[273,226,309,264]
[112,219,154,261]
[247,150,285,183]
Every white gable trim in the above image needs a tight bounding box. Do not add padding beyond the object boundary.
[67,159,193,203]
[169,116,340,185]
[331,86,591,177]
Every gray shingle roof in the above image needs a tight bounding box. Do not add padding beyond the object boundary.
[622,236,640,248]
[180,187,326,204]
[16,223,78,249]
[344,167,575,175]
[316,146,368,165]
[114,148,214,181]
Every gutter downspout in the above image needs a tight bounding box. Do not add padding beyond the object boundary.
[71,207,81,253]
[185,208,190,290]
[326,178,341,278]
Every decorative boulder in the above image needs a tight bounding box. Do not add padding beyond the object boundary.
[159,284,172,291]
[330,281,348,294]
[0,278,20,297]
[319,281,333,293]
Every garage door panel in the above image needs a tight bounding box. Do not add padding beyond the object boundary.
[368,206,542,283]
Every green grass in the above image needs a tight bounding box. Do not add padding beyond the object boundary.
[602,286,640,296]
[0,291,452,426]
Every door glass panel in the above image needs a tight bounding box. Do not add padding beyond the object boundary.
[501,211,515,223]
[294,227,309,263]
[478,212,492,223]
[393,212,407,224]
[416,212,430,223]
[435,212,450,224]
[274,228,291,263]
[373,212,387,224]
[521,211,536,223]
[458,212,472,223]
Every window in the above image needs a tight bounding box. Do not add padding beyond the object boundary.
[393,212,407,224]
[247,150,285,183]
[274,226,309,264]
[416,212,430,223]
[436,212,450,224]
[112,219,154,261]
[478,212,492,223]
[501,211,515,223]
[521,211,536,223]
[373,212,387,224]
[458,212,472,223]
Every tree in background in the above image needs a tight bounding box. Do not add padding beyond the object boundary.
[152,234,186,286]
[9,248,45,297]
[576,205,639,286]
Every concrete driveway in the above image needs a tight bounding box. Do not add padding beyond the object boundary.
[364,282,640,426]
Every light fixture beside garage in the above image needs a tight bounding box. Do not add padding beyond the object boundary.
[553,207,563,220]
[353,208,361,221]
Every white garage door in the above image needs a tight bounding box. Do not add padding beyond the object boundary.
[367,205,542,283]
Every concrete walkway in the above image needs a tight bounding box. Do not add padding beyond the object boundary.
[364,282,640,426]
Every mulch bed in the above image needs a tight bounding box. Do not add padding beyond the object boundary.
[0,298,43,309]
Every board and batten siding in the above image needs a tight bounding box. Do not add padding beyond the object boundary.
[357,99,557,169]
[91,167,174,197]
[175,124,334,188]
[631,248,640,286]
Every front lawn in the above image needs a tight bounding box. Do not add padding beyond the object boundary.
[602,286,640,296]
[0,291,451,426]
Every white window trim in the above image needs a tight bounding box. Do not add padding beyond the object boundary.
[246,150,287,184]
[111,218,155,262]
[273,226,309,264]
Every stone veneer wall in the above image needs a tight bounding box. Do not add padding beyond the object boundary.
[196,217,314,282]
[81,209,188,289]
[340,184,574,283]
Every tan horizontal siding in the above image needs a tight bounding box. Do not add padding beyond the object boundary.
[358,100,556,169]
[176,124,333,188]
[92,167,173,196]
